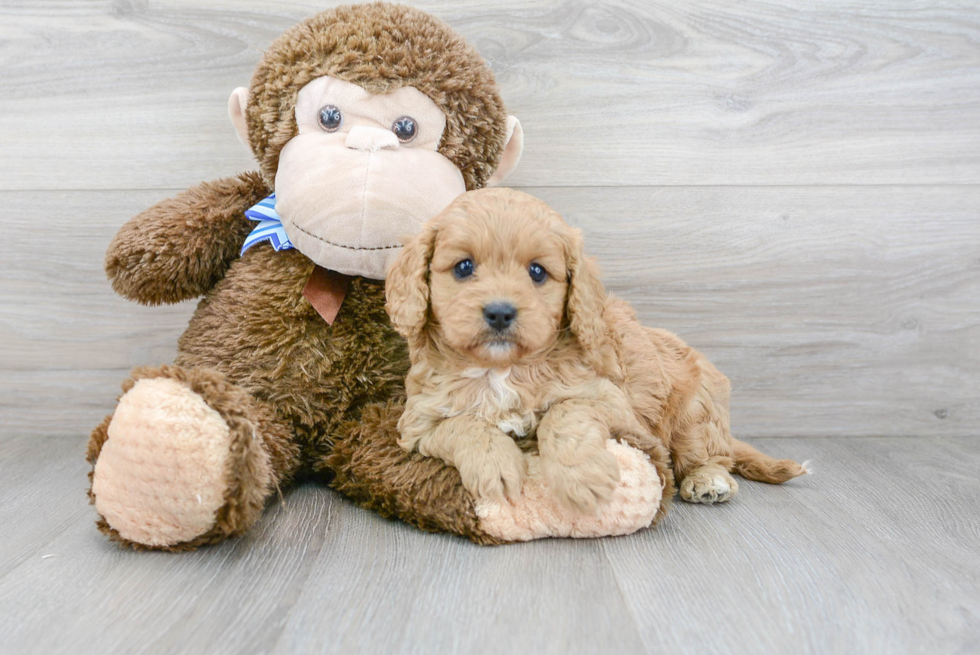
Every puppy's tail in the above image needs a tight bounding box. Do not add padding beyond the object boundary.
[731,438,810,484]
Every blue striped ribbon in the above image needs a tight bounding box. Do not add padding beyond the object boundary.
[240,193,294,255]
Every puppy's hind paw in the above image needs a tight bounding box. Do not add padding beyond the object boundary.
[679,467,738,504]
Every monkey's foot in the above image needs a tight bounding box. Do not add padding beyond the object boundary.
[474,440,663,541]
[89,367,272,550]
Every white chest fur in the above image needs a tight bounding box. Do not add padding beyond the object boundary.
[455,367,538,437]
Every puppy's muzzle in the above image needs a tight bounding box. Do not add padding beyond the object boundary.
[483,302,517,332]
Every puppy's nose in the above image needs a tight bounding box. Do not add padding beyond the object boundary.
[483,302,517,331]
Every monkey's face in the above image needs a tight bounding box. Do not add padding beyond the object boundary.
[274,76,467,279]
[231,5,525,280]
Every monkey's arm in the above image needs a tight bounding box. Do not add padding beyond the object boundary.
[105,171,269,305]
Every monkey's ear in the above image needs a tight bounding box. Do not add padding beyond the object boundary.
[385,224,438,353]
[228,87,251,149]
[486,116,523,187]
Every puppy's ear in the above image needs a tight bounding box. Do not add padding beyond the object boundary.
[386,223,437,352]
[563,227,618,375]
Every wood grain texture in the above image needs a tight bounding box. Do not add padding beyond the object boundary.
[2,1,978,439]
[603,435,980,654]
[0,435,977,654]
[2,186,976,438]
[1,1,979,190]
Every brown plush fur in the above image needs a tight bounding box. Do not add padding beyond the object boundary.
[325,400,504,545]
[92,231,498,547]
[105,172,268,305]
[387,189,806,510]
[88,3,513,549]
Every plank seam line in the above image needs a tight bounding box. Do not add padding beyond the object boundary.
[600,541,652,655]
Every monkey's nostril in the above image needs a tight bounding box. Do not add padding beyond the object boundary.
[483,302,517,331]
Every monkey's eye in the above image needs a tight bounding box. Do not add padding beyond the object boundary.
[529,263,548,284]
[392,116,417,143]
[453,259,474,280]
[318,105,343,132]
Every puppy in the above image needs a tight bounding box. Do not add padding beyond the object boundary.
[386,188,807,513]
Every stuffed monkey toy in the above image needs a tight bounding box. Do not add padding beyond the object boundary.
[87,2,668,550]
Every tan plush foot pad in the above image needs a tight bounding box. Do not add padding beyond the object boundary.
[92,378,232,547]
[475,440,663,541]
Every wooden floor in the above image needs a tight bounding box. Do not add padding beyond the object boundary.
[1,434,978,654]
[2,1,979,653]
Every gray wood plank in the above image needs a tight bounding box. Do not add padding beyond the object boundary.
[0,469,339,654]
[3,186,977,439]
[0,435,978,655]
[541,184,980,439]
[603,436,980,655]
[2,1,979,190]
[0,436,93,579]
[270,512,646,655]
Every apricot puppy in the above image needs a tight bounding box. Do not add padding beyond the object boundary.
[386,188,808,513]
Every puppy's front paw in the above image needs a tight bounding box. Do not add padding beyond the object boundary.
[542,444,620,515]
[679,467,739,504]
[457,436,528,503]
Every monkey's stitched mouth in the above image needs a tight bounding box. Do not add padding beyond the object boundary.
[288,221,402,251]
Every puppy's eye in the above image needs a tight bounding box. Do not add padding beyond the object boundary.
[528,262,548,284]
[453,259,474,280]
[318,105,343,132]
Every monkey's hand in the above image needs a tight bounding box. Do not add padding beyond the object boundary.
[105,172,269,305]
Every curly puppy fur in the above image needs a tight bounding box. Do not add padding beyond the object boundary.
[387,189,807,511]
[89,3,515,549]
